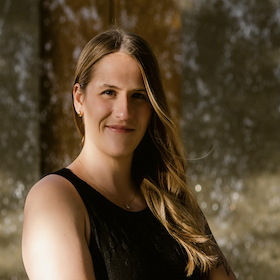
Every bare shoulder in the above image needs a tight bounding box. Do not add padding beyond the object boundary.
[23,174,86,230]
[26,173,77,199]
[22,174,94,280]
[24,174,83,214]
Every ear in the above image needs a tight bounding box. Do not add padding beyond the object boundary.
[73,83,84,115]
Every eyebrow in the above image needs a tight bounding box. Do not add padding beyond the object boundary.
[101,83,147,92]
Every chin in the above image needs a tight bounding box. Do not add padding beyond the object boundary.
[106,140,139,154]
[102,146,134,159]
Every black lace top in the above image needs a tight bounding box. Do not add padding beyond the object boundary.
[53,168,201,280]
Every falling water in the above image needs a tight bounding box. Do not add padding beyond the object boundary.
[0,0,40,279]
[181,1,280,279]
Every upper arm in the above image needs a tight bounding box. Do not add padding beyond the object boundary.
[22,175,95,280]
[205,253,237,280]
[200,212,237,280]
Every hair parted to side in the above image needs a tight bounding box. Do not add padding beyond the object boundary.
[72,28,218,276]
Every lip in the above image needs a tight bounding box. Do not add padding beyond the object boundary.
[106,125,134,133]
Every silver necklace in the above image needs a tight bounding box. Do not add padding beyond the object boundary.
[78,158,136,210]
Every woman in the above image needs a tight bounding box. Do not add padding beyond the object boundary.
[22,28,237,280]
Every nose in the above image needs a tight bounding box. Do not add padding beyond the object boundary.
[114,94,132,120]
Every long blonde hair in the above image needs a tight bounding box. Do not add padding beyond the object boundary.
[72,28,217,276]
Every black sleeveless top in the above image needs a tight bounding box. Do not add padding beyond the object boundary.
[53,168,202,280]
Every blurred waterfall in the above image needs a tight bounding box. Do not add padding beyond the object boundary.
[181,1,280,279]
[0,0,40,279]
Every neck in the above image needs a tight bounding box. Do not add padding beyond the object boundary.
[68,143,147,212]
[77,145,135,194]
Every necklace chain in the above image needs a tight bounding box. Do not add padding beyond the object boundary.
[78,158,136,210]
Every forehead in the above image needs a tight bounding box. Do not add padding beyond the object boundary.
[90,52,145,88]
[95,52,138,71]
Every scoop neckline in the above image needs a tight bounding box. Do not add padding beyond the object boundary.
[64,167,149,214]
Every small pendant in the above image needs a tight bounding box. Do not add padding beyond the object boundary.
[125,204,130,210]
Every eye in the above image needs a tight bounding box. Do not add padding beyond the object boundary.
[102,89,116,96]
[132,92,148,100]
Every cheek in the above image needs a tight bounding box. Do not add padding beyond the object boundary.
[142,105,153,128]
[85,98,112,119]
[83,100,112,135]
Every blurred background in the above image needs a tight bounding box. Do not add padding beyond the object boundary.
[0,0,279,279]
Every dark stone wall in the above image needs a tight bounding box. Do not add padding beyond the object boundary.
[39,0,182,174]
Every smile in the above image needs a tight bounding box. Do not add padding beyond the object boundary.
[106,125,134,133]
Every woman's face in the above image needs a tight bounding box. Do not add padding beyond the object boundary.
[74,52,152,159]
